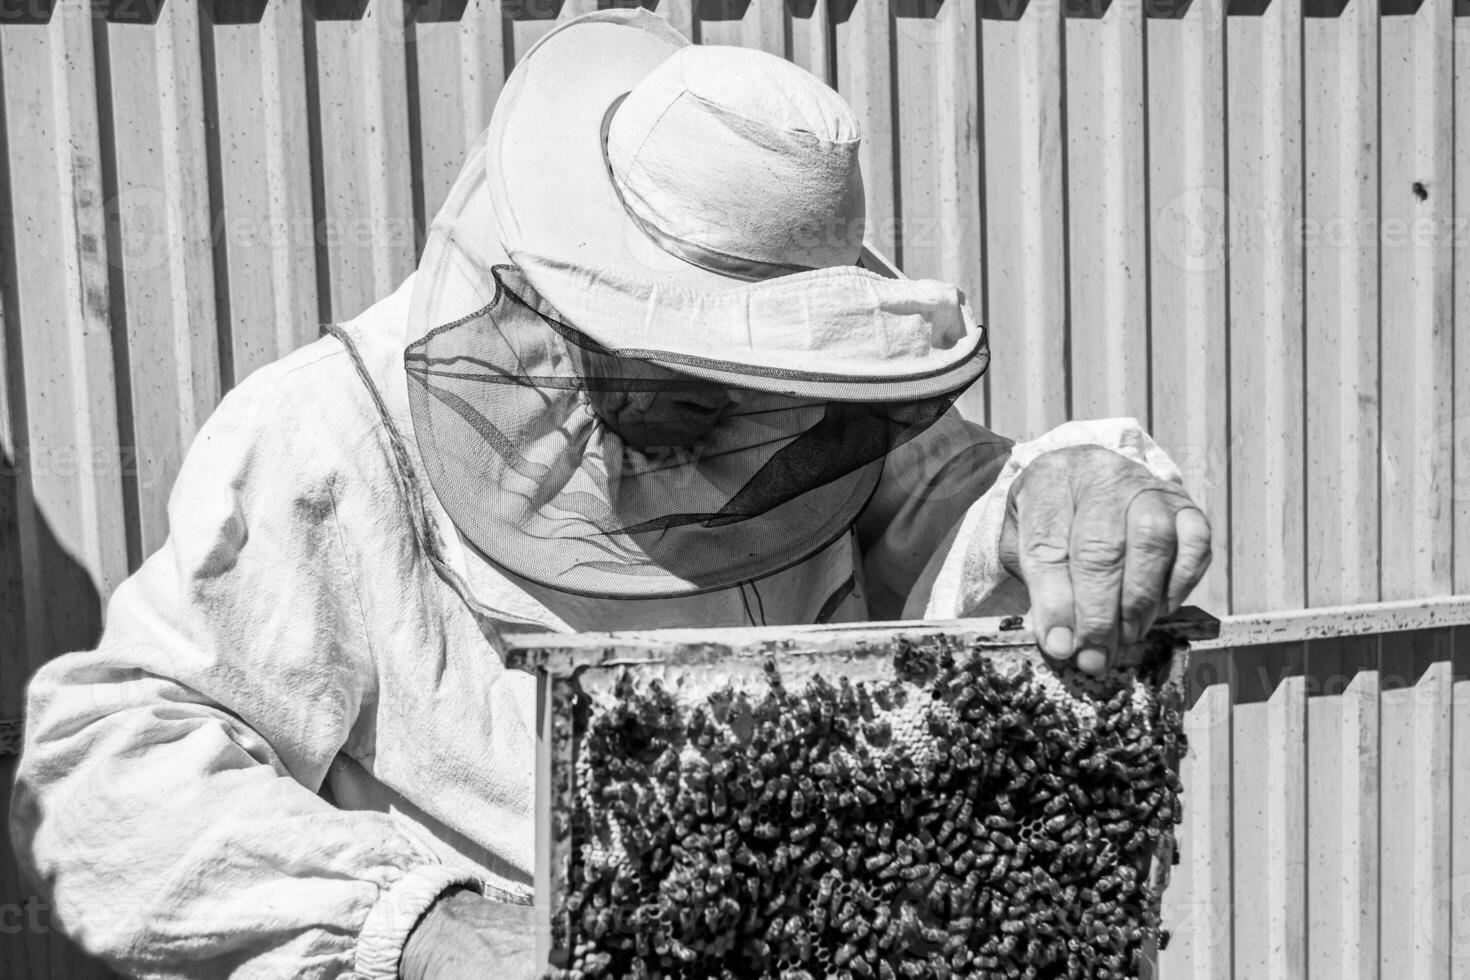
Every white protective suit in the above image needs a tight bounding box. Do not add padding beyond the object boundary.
[10,272,1181,979]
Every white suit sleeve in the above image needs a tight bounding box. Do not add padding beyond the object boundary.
[10,355,477,979]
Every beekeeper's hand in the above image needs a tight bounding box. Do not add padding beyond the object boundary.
[999,445,1211,675]
[400,887,538,980]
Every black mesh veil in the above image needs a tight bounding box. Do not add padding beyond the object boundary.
[405,265,985,598]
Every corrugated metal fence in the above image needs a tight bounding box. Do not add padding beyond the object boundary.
[2,0,1469,976]
[1167,599,1470,979]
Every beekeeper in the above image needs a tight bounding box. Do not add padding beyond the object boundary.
[12,10,1210,980]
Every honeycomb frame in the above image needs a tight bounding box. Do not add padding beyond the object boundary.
[505,609,1219,979]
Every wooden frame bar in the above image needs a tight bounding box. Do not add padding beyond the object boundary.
[505,606,1220,674]
[1197,595,1470,649]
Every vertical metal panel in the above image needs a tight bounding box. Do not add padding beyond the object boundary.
[0,77,21,723]
[1339,665,1382,979]
[1305,636,1380,980]
[980,0,1068,439]
[1064,0,1149,424]
[1303,0,1379,607]
[787,0,834,84]
[208,0,320,384]
[1230,642,1305,978]
[1306,667,1342,980]
[1267,672,1308,976]
[834,0,898,259]
[892,1,987,424]
[1413,657,1453,978]
[1225,0,1306,615]
[1161,669,1234,979]
[533,670,555,968]
[311,0,418,323]
[1451,627,1470,980]
[1456,6,1470,597]
[104,0,222,559]
[0,1,127,670]
[411,1,508,242]
[1144,0,1230,616]
[1378,0,1455,602]
[1379,628,1454,978]
[1378,640,1414,980]
[694,0,787,52]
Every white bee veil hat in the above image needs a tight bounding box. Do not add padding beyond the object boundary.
[405,8,990,598]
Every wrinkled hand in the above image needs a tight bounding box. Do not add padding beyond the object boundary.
[400,888,539,980]
[999,445,1212,675]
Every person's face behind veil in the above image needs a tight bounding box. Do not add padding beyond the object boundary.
[570,343,823,455]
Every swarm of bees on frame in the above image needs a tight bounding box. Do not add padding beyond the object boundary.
[547,635,1186,980]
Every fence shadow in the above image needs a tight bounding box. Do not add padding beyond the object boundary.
[1183,626,1470,709]
[0,445,115,979]
[0,460,105,677]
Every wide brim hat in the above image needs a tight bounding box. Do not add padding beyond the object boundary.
[409,7,988,402]
[404,9,990,599]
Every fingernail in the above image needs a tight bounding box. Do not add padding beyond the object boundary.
[1120,621,1140,645]
[1044,627,1074,659]
[1076,648,1108,675]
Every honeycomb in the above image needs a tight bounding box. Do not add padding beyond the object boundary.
[546,637,1185,980]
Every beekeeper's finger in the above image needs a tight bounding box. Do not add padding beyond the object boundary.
[1165,507,1213,613]
[1067,490,1128,675]
[1014,482,1078,663]
[1119,491,1179,645]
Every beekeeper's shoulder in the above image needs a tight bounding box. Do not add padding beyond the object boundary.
[194,276,419,483]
